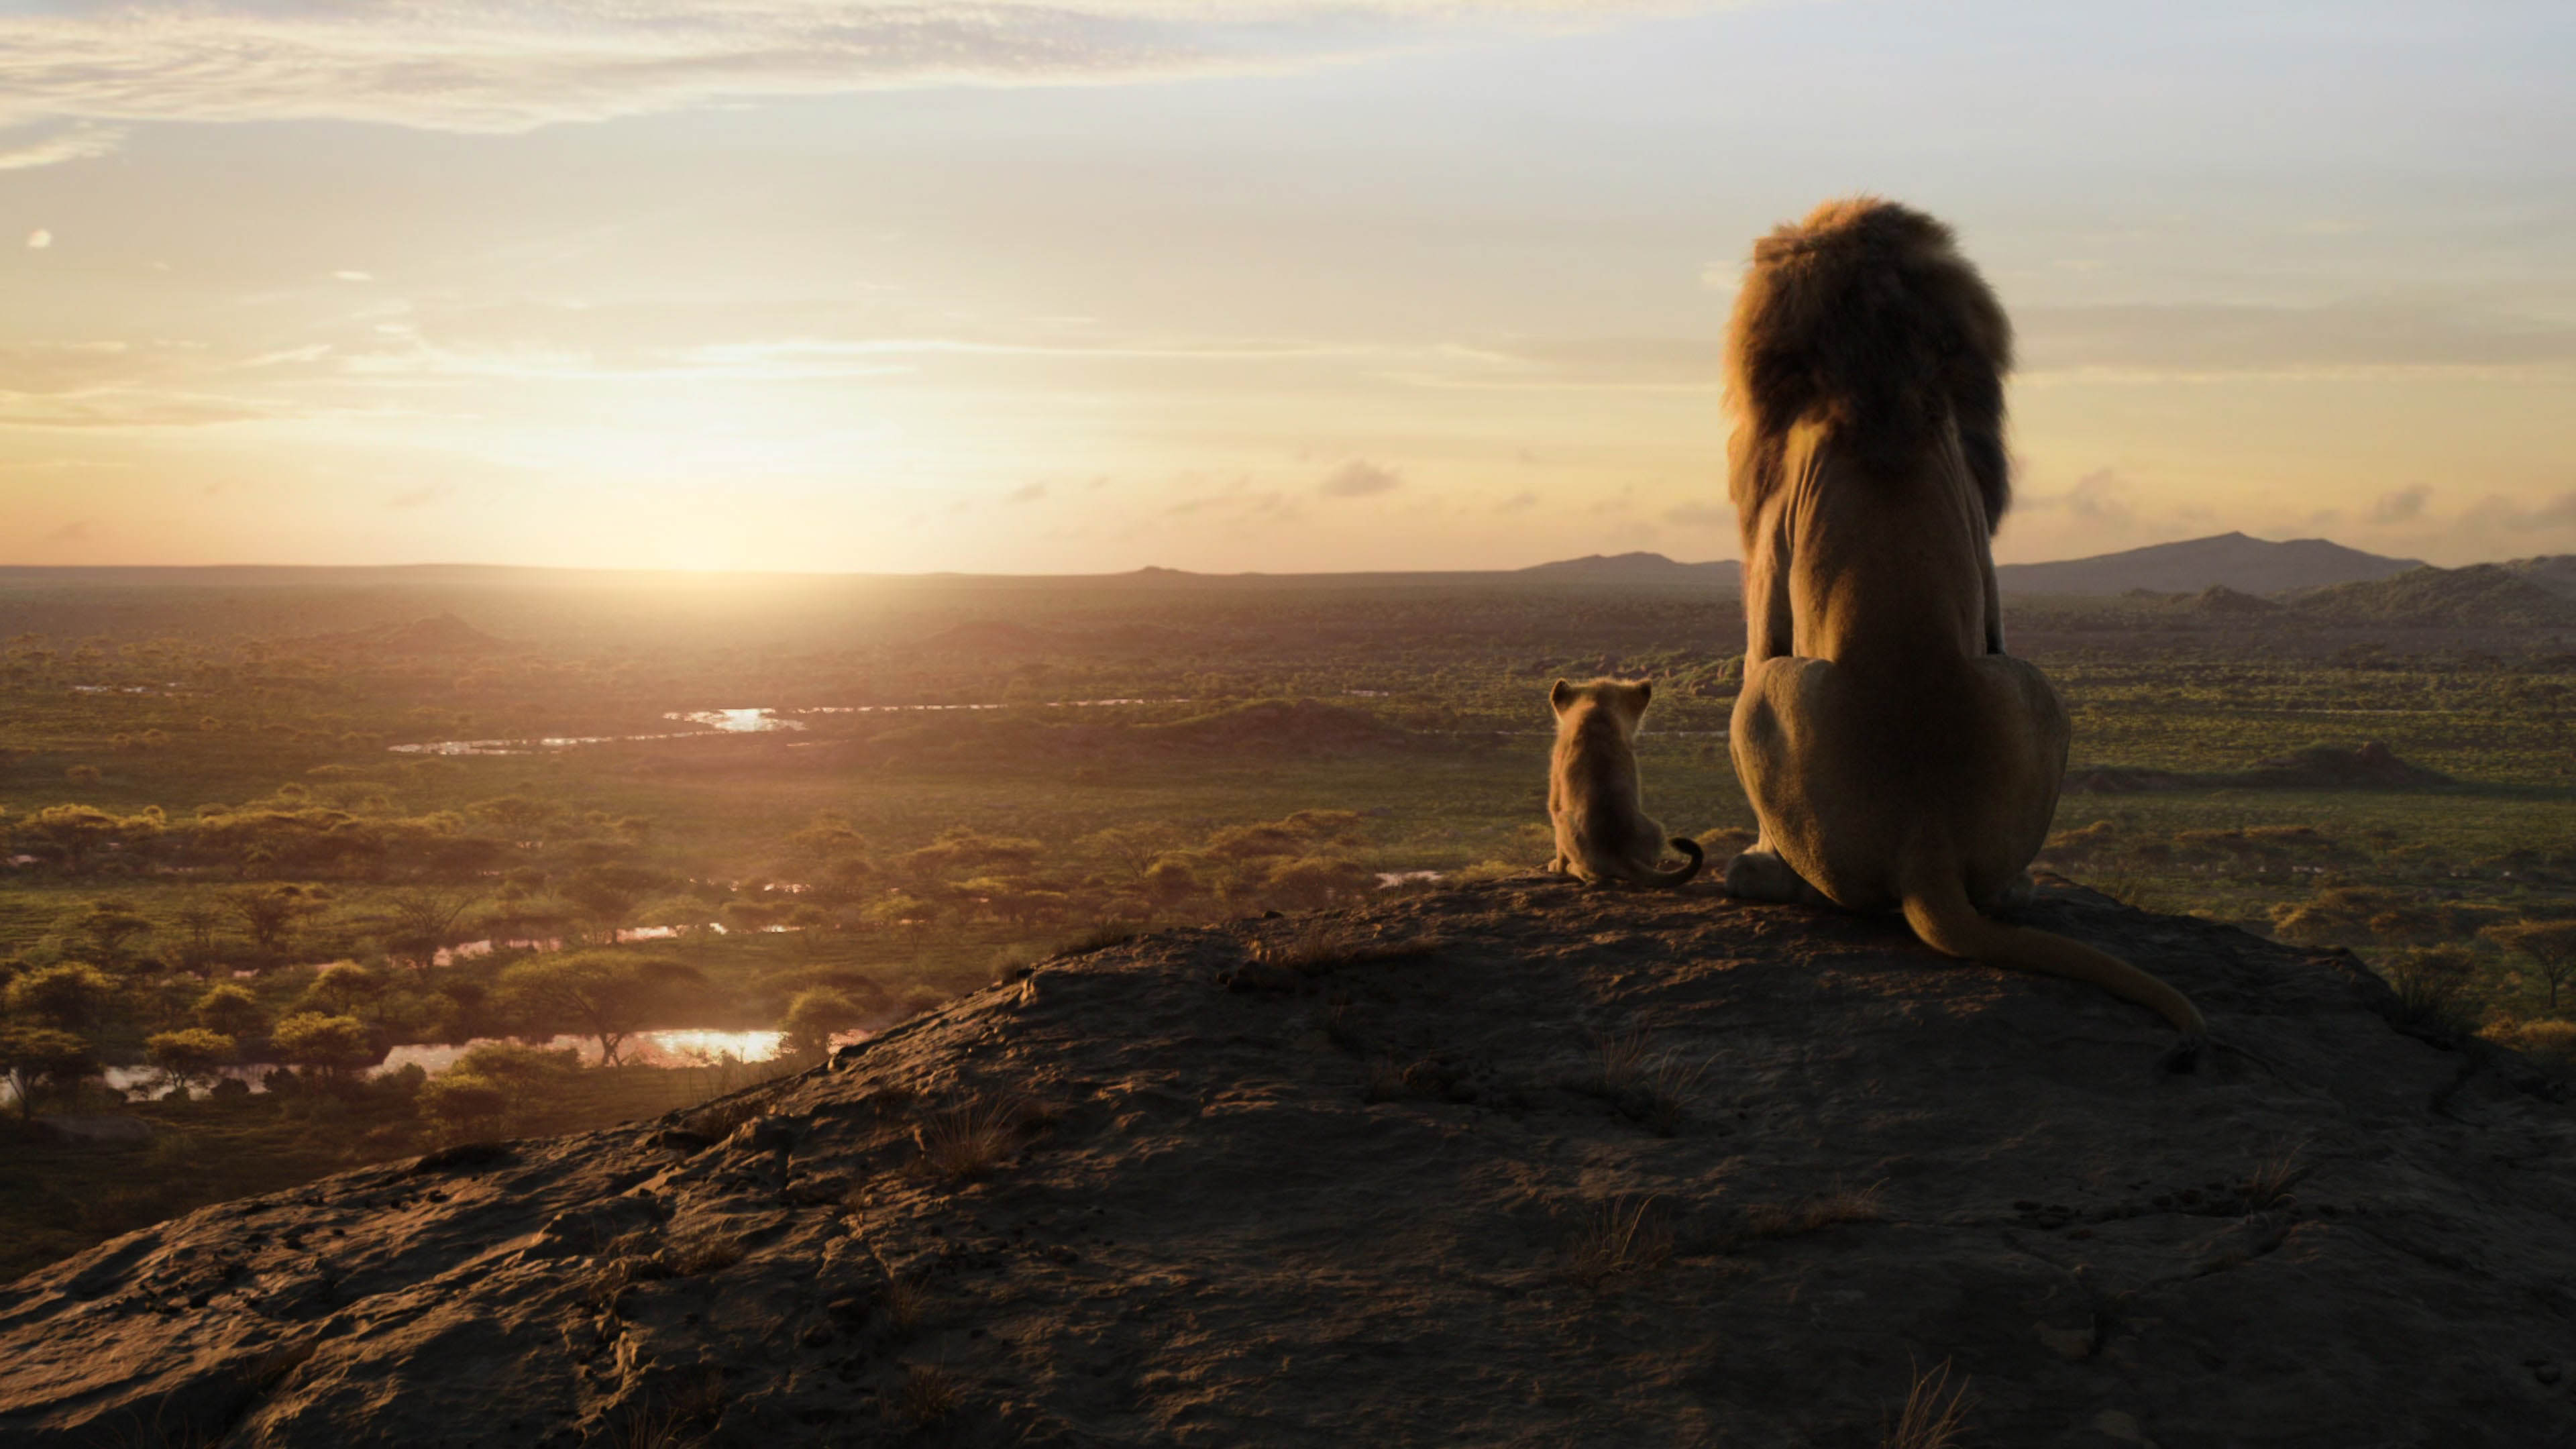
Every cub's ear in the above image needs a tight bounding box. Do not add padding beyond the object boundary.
[1631,678,1653,708]
[1549,678,1572,712]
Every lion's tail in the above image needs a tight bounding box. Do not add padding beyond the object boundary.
[1638,837,1705,890]
[1898,864,2205,1040]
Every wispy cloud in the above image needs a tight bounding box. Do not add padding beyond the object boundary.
[0,122,120,171]
[1319,459,1400,498]
[0,3,1688,148]
[2018,301,2576,381]
[2369,483,2431,525]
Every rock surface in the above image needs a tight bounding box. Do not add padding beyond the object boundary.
[4,879,2574,1448]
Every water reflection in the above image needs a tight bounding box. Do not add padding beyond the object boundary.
[389,698,1189,755]
[663,709,806,733]
[79,1026,837,1099]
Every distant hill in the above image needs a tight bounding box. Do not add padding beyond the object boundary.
[1996,533,2422,596]
[2137,584,2284,617]
[2288,564,2576,628]
[299,612,513,655]
[2500,554,2576,599]
[911,619,1064,655]
[1520,551,1741,584]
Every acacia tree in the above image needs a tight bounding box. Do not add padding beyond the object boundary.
[561,865,663,945]
[64,898,155,970]
[498,951,701,1066]
[2487,920,2576,1011]
[227,885,312,957]
[780,988,865,1061]
[377,888,483,971]
[146,1028,235,1097]
[171,902,224,954]
[270,1012,378,1087]
[193,984,269,1042]
[17,804,158,874]
[0,1026,97,1118]
[4,963,116,1033]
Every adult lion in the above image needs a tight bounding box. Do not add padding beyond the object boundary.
[1719,197,2206,1056]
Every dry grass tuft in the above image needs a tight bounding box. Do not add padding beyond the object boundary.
[1254,918,1446,975]
[1362,1058,1414,1103]
[1560,1195,1674,1291]
[894,1364,963,1430]
[664,1234,745,1277]
[2242,1141,2308,1211]
[1589,1026,1655,1095]
[914,1094,1045,1180]
[1578,1028,1706,1136]
[1882,1359,1975,1449]
[877,1273,931,1334]
[1322,998,1367,1056]
[1742,1181,1887,1240]
[612,1405,694,1449]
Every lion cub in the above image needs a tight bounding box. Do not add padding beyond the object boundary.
[1547,678,1705,888]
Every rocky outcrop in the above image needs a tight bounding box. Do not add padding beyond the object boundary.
[4,880,2573,1447]
[30,1115,156,1146]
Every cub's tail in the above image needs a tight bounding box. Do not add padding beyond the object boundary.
[1639,837,1705,890]
[1898,867,2205,1056]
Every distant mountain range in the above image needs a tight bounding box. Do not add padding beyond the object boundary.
[1516,534,2576,627]
[1523,533,2458,598]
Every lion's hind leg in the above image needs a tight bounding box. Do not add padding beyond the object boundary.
[1723,844,1831,906]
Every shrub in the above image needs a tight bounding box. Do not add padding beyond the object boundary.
[2484,1018,2576,1066]
[420,1074,508,1136]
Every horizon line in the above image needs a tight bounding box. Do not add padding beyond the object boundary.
[0,530,2457,583]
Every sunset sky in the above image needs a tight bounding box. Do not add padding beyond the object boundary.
[1,1,2571,574]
